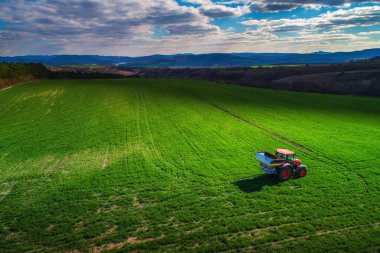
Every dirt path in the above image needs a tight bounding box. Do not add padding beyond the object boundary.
[0,86,14,92]
[0,80,34,93]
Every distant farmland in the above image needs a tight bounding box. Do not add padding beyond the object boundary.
[0,79,379,252]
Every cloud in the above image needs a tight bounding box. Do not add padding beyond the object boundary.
[358,30,380,35]
[182,0,212,4]
[0,0,211,37]
[165,23,221,35]
[199,4,249,18]
[0,0,218,55]
[240,19,268,26]
[183,0,251,6]
[239,28,279,40]
[242,6,380,32]
[0,0,379,56]
[249,0,380,12]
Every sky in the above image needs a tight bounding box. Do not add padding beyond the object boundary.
[0,0,379,56]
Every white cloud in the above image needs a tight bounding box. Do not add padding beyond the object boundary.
[182,0,212,4]
[242,6,380,32]
[358,30,380,35]
[241,19,268,26]
[199,4,250,18]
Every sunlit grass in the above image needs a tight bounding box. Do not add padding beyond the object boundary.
[0,79,379,252]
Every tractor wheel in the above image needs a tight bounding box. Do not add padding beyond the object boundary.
[277,166,292,181]
[296,166,307,178]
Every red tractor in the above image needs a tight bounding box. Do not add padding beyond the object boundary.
[256,149,307,181]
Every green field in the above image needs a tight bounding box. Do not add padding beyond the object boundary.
[0,79,379,252]
[250,65,301,69]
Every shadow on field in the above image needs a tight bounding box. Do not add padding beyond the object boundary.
[234,175,281,192]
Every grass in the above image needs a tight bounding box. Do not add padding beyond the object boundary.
[0,78,379,252]
[60,65,105,68]
[250,65,275,69]
[250,65,303,68]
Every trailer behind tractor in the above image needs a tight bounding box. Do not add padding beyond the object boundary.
[256,149,307,181]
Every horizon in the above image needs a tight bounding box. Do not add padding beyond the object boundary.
[1,1,380,56]
[1,47,380,58]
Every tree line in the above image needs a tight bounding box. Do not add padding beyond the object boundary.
[0,62,50,79]
[0,62,129,80]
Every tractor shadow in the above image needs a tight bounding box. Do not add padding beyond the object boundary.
[234,174,281,193]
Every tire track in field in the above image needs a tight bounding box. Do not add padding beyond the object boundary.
[165,109,202,158]
[165,213,361,252]
[209,97,367,195]
[196,97,312,153]
[307,153,369,195]
[183,89,370,196]
[265,222,380,249]
[215,104,368,195]
[180,88,311,152]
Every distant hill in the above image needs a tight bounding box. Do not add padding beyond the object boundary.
[139,58,380,97]
[1,48,380,67]
[0,55,133,66]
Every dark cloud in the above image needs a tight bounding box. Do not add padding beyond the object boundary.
[165,24,220,35]
[199,5,241,18]
[250,0,380,12]
[250,3,299,12]
[145,8,202,25]
[0,0,208,37]
[0,0,224,55]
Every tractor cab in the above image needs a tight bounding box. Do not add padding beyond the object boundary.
[275,149,301,166]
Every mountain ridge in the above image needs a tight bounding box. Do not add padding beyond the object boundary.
[1,48,379,67]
